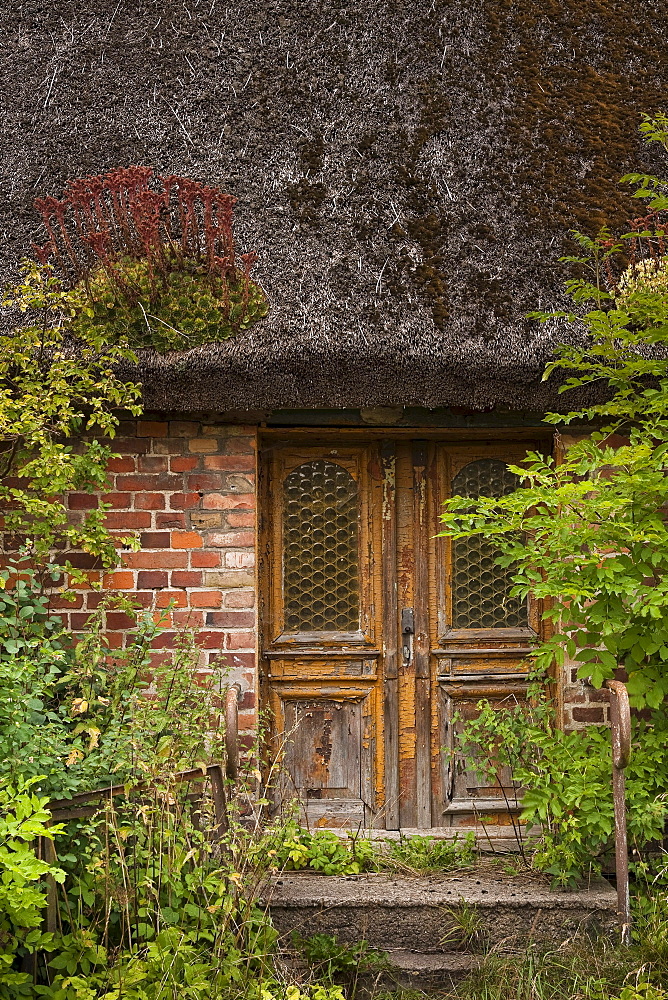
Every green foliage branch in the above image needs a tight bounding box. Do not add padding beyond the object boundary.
[438,115,668,879]
[440,115,668,710]
[0,778,64,998]
[1,261,141,579]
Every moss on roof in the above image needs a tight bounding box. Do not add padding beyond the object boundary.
[0,0,666,410]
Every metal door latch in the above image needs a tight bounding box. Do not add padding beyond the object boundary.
[401,608,414,666]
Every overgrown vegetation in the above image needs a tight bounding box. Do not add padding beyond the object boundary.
[5,122,668,997]
[440,113,668,884]
[33,167,268,352]
[0,261,141,576]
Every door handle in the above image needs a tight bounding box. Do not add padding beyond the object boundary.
[401,608,414,667]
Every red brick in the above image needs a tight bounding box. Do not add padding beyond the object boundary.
[186,473,225,491]
[169,492,201,509]
[102,571,135,590]
[107,456,136,473]
[140,531,171,548]
[115,437,150,454]
[171,456,200,472]
[149,631,178,649]
[49,594,84,610]
[225,590,255,608]
[225,436,256,455]
[137,570,169,589]
[156,512,186,529]
[204,455,255,472]
[190,590,224,608]
[171,570,203,588]
[67,553,103,569]
[239,689,256,710]
[105,493,132,509]
[224,651,256,671]
[172,609,205,628]
[572,707,605,723]
[124,551,188,569]
[104,512,151,530]
[202,494,254,511]
[137,420,168,437]
[194,631,227,649]
[138,455,169,473]
[191,550,221,568]
[69,493,99,510]
[225,630,255,649]
[209,530,255,547]
[116,474,182,492]
[227,510,255,527]
[135,493,166,510]
[70,612,93,629]
[155,590,188,608]
[171,531,203,549]
[206,611,255,627]
[107,611,141,629]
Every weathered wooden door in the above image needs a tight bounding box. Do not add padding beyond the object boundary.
[260,436,544,830]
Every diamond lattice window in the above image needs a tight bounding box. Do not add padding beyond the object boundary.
[451,459,527,629]
[283,460,360,632]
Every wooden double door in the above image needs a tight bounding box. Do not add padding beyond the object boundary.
[260,435,544,831]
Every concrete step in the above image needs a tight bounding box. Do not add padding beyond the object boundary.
[266,873,618,952]
[385,949,478,990]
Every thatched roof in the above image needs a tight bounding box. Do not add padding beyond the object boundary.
[1,0,667,411]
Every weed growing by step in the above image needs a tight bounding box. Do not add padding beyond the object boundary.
[386,833,476,875]
[291,933,388,1000]
[252,823,478,877]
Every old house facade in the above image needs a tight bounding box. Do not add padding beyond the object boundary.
[2,0,667,831]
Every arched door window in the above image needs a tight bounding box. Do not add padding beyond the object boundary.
[451,458,527,629]
[282,460,360,632]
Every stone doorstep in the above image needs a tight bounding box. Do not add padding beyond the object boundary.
[266,873,619,952]
[278,949,478,992]
[384,950,479,989]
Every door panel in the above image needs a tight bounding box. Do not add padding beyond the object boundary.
[429,442,541,826]
[261,442,386,828]
[261,435,546,831]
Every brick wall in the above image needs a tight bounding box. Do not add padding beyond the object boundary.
[55,416,258,736]
[562,661,611,728]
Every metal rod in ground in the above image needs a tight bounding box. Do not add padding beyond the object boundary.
[606,680,632,945]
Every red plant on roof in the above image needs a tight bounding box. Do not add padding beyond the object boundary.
[33,166,249,289]
[32,167,267,350]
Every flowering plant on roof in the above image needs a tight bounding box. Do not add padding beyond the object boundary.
[32,167,268,351]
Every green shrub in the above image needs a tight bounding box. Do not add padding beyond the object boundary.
[67,254,269,352]
[459,701,668,885]
[0,778,64,998]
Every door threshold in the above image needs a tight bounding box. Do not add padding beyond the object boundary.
[311,826,530,851]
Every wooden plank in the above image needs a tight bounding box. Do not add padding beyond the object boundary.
[413,440,432,829]
[396,442,417,828]
[381,440,399,829]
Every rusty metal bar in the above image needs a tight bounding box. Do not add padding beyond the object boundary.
[225,683,242,782]
[208,763,228,838]
[606,678,632,945]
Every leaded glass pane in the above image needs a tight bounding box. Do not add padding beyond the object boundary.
[451,459,527,629]
[283,460,359,632]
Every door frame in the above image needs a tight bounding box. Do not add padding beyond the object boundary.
[258,426,555,831]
